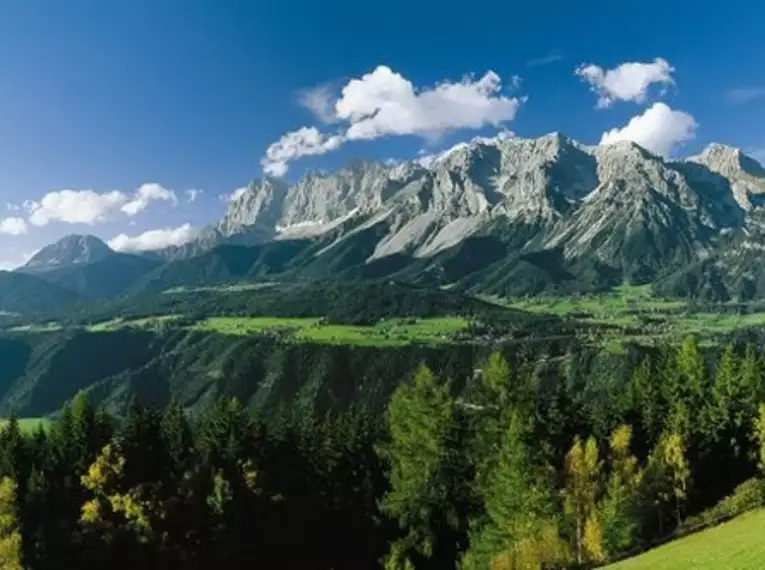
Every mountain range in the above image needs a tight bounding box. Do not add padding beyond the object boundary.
[4,132,765,313]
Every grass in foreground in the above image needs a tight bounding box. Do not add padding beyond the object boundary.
[606,508,765,570]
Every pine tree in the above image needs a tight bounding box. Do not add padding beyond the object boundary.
[161,398,194,483]
[667,337,707,438]
[628,357,663,443]
[377,364,459,569]
[707,345,738,441]
[468,352,512,499]
[0,416,27,483]
[464,409,567,570]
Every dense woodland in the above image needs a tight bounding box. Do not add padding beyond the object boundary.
[1,337,765,568]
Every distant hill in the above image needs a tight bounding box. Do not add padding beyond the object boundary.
[0,271,80,313]
[35,252,162,300]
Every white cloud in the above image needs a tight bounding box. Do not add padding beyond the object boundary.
[108,223,199,252]
[26,183,176,227]
[219,186,250,203]
[725,87,765,105]
[27,190,128,226]
[336,66,520,141]
[0,217,28,236]
[121,183,177,216]
[185,188,204,202]
[298,84,338,123]
[599,102,698,157]
[262,65,523,176]
[5,203,20,213]
[576,58,675,108]
[262,127,344,177]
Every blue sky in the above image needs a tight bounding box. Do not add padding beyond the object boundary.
[1,0,764,268]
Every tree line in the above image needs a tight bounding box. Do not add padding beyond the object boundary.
[0,336,764,568]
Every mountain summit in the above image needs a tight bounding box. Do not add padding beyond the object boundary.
[22,235,114,273]
[169,135,764,276]
[15,134,765,302]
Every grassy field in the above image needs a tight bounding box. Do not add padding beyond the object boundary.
[0,417,51,433]
[191,316,469,346]
[488,283,765,351]
[8,321,63,333]
[163,282,276,294]
[86,315,181,332]
[606,509,765,569]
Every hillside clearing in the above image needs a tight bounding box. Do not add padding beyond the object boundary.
[0,417,51,433]
[191,316,470,346]
[606,509,765,569]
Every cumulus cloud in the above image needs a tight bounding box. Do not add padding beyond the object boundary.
[121,183,177,216]
[725,87,765,105]
[576,58,675,108]
[27,190,128,226]
[298,84,338,123]
[108,223,199,252]
[25,183,177,227]
[262,127,344,177]
[185,188,204,202]
[219,186,250,203]
[262,65,523,176]
[0,217,28,236]
[336,66,520,141]
[599,102,698,157]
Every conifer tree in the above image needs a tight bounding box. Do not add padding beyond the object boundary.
[464,408,566,570]
[377,364,459,569]
[667,337,706,438]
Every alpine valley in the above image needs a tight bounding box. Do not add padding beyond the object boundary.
[3,133,765,419]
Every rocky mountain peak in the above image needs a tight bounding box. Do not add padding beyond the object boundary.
[689,143,765,210]
[22,234,113,273]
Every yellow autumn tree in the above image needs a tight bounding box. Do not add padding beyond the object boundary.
[583,512,605,564]
[489,520,570,570]
[80,442,157,544]
[599,424,643,559]
[752,404,765,474]
[0,477,22,570]
[662,432,690,526]
[563,435,602,565]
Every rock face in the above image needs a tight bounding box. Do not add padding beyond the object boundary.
[21,235,114,273]
[687,143,765,210]
[25,134,765,299]
[172,133,764,278]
